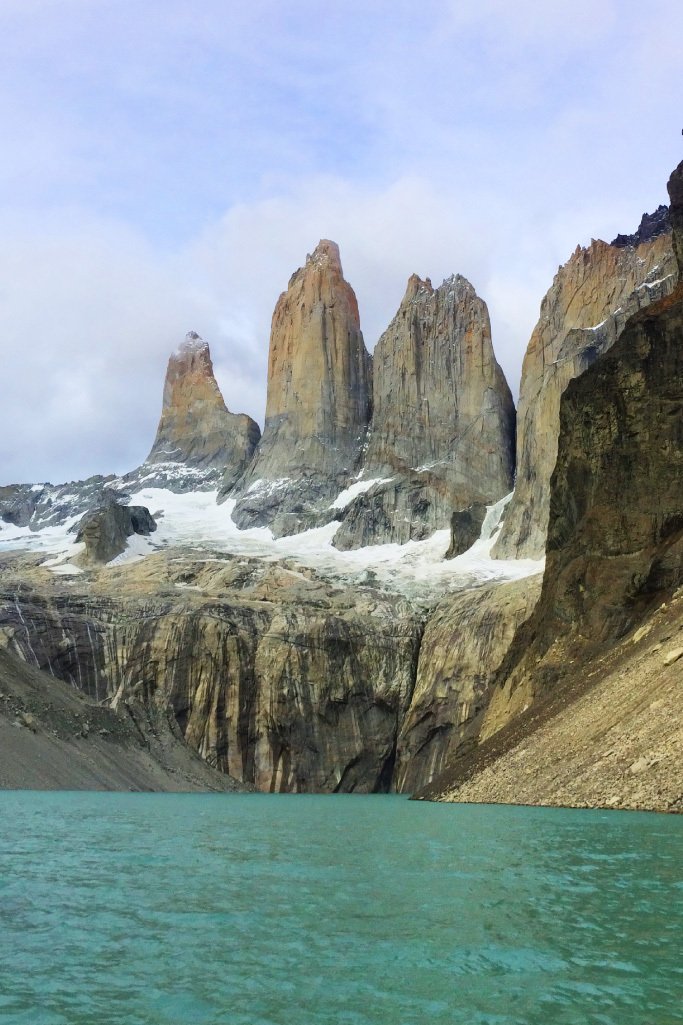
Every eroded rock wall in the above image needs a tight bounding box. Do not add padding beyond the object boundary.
[0,554,421,793]
[395,576,541,792]
[493,228,677,560]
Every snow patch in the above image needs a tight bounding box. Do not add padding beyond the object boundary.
[245,478,292,498]
[329,478,392,510]
[106,532,156,567]
[639,276,669,290]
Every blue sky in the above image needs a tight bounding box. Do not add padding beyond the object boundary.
[1,0,682,483]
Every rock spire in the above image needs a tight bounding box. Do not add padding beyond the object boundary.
[147,332,261,484]
[333,272,516,548]
[257,240,372,476]
[230,241,372,534]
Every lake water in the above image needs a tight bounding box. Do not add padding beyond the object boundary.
[0,794,681,1025]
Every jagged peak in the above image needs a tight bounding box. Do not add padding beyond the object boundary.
[307,239,342,269]
[610,204,670,249]
[403,274,434,302]
[173,331,209,359]
[439,272,476,295]
[285,240,345,290]
[404,272,478,306]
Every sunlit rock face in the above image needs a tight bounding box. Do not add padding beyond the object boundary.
[333,273,515,549]
[230,241,373,535]
[493,222,677,561]
[147,332,261,485]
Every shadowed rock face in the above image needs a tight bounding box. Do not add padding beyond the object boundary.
[610,205,670,248]
[445,503,488,559]
[480,160,683,736]
[230,241,372,535]
[147,332,261,483]
[0,649,246,792]
[493,226,677,560]
[334,274,515,549]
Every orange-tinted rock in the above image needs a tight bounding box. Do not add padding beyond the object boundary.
[147,332,260,482]
[231,242,372,533]
[257,240,372,476]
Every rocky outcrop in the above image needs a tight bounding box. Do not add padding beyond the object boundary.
[231,242,372,535]
[334,274,515,549]
[395,575,542,792]
[0,552,422,793]
[493,225,677,560]
[445,503,488,558]
[75,499,156,565]
[147,332,261,484]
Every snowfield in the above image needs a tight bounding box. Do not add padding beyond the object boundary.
[0,487,543,601]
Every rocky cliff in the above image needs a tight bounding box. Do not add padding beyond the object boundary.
[422,161,683,811]
[147,332,261,486]
[0,647,246,791]
[493,225,677,560]
[334,274,515,548]
[395,575,541,792]
[230,241,372,535]
[0,551,422,793]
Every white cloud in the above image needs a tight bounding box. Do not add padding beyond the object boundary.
[1,0,682,484]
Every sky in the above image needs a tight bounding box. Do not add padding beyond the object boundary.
[1,0,682,485]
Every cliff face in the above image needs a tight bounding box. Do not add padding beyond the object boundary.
[0,553,422,793]
[490,270,683,719]
[421,162,683,811]
[230,242,372,535]
[147,332,261,485]
[0,648,245,792]
[395,575,541,792]
[334,274,515,549]
[493,228,677,560]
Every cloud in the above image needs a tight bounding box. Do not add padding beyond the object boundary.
[1,0,683,484]
[0,173,574,484]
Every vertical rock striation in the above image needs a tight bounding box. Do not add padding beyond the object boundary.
[230,241,372,535]
[493,225,677,560]
[334,274,515,548]
[147,332,261,485]
[0,555,423,793]
[395,575,542,792]
[480,161,683,739]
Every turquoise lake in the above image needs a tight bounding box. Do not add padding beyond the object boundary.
[0,794,681,1025]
